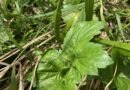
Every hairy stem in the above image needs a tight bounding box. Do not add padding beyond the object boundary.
[85,0,94,21]
[54,0,63,41]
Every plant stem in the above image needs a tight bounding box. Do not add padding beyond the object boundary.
[85,0,94,21]
[54,0,63,41]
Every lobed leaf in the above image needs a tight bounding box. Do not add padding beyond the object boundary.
[62,21,113,75]
[27,21,113,90]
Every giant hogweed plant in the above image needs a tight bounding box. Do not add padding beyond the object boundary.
[1,0,130,90]
[26,0,114,90]
[27,20,113,90]
[26,0,130,90]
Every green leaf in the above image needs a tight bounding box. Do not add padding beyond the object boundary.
[58,21,113,89]
[0,30,10,43]
[38,76,61,90]
[63,12,79,31]
[73,43,112,75]
[63,21,104,48]
[116,73,130,90]
[98,39,130,51]
[37,68,80,90]
[65,0,81,5]
[26,49,65,89]
[97,39,130,57]
[63,67,81,90]
[62,21,113,75]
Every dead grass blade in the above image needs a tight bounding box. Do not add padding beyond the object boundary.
[19,64,24,90]
[0,31,52,62]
